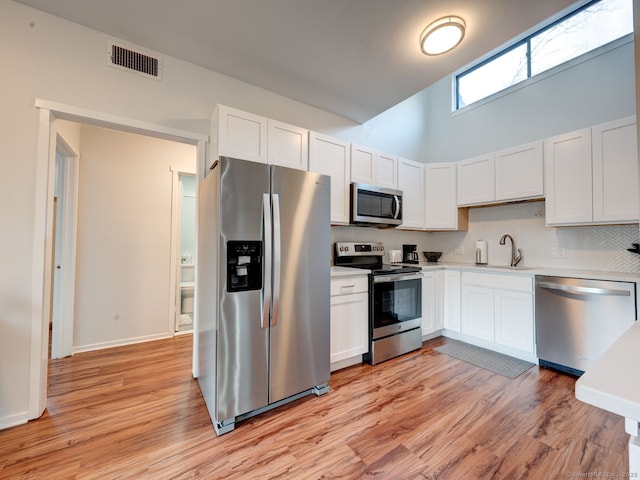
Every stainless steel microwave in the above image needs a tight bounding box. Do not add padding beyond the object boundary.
[350,182,402,227]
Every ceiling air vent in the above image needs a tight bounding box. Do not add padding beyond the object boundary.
[107,40,163,80]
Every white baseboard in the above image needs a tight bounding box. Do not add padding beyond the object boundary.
[330,355,363,372]
[73,332,172,354]
[0,411,28,430]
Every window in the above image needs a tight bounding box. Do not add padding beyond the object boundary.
[455,0,633,110]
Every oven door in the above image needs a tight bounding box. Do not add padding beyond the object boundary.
[372,273,422,339]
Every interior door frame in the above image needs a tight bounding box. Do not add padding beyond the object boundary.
[30,98,208,421]
[50,135,79,359]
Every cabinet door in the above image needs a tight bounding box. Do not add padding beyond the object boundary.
[443,270,461,332]
[544,129,593,225]
[330,292,369,364]
[592,116,639,223]
[495,141,544,201]
[461,284,494,342]
[397,158,425,230]
[457,154,495,206]
[494,290,534,353]
[375,152,398,189]
[267,119,308,171]
[309,132,351,225]
[434,270,445,331]
[216,105,267,163]
[425,163,467,230]
[351,144,376,184]
[421,273,436,335]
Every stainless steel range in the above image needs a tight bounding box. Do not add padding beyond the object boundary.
[334,242,423,365]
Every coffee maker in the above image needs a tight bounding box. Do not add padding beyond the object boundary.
[402,244,419,264]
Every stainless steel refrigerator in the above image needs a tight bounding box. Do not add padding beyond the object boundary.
[197,156,331,435]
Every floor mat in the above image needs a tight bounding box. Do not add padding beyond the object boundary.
[435,340,535,379]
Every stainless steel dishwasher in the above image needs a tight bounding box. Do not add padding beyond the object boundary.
[535,276,636,376]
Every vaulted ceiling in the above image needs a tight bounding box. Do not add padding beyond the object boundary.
[14,0,577,123]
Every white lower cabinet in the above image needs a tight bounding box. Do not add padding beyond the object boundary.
[422,269,460,336]
[330,275,369,369]
[442,270,461,332]
[461,284,494,342]
[460,272,534,358]
[494,289,534,352]
[421,272,436,335]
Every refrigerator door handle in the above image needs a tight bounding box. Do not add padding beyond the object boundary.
[261,193,272,329]
[271,193,281,327]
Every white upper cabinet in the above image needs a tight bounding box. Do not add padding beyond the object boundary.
[458,141,544,207]
[544,128,593,225]
[592,116,638,223]
[212,105,309,171]
[267,119,309,171]
[397,158,425,230]
[214,105,268,164]
[375,152,398,189]
[494,141,544,201]
[351,145,398,189]
[545,117,638,226]
[457,154,495,206]
[309,131,351,225]
[350,144,376,184]
[425,163,468,231]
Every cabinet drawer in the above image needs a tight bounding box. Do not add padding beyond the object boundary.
[331,276,369,296]
[462,272,533,292]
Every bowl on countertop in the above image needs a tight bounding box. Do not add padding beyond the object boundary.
[423,251,442,263]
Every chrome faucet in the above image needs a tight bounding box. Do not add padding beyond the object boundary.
[499,234,523,267]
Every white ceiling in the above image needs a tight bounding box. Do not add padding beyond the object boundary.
[14,0,578,123]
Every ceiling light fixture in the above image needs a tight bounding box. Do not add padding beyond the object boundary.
[420,16,466,56]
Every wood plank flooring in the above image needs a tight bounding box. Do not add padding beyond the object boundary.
[0,335,629,479]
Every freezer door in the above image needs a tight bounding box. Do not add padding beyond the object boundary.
[216,157,271,421]
[269,166,331,403]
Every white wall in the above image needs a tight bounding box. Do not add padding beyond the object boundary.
[0,0,355,428]
[350,38,635,162]
[72,125,195,351]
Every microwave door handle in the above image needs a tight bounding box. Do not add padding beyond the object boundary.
[393,195,400,219]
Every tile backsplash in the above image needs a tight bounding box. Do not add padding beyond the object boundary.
[331,201,640,273]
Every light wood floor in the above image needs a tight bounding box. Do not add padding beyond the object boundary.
[0,335,628,479]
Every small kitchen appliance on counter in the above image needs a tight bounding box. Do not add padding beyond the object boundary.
[388,249,402,265]
[402,244,419,264]
[334,242,422,365]
[475,239,488,265]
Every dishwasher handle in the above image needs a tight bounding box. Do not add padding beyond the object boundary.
[537,281,631,297]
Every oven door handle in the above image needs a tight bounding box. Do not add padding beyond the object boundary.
[373,273,421,284]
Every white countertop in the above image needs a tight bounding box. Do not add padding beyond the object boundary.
[331,262,640,282]
[330,266,371,277]
[575,321,640,421]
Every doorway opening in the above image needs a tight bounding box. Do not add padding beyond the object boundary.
[31,99,207,421]
[171,171,197,333]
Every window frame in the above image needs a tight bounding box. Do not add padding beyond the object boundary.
[454,0,632,111]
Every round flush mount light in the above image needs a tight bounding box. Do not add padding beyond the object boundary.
[420,16,466,56]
